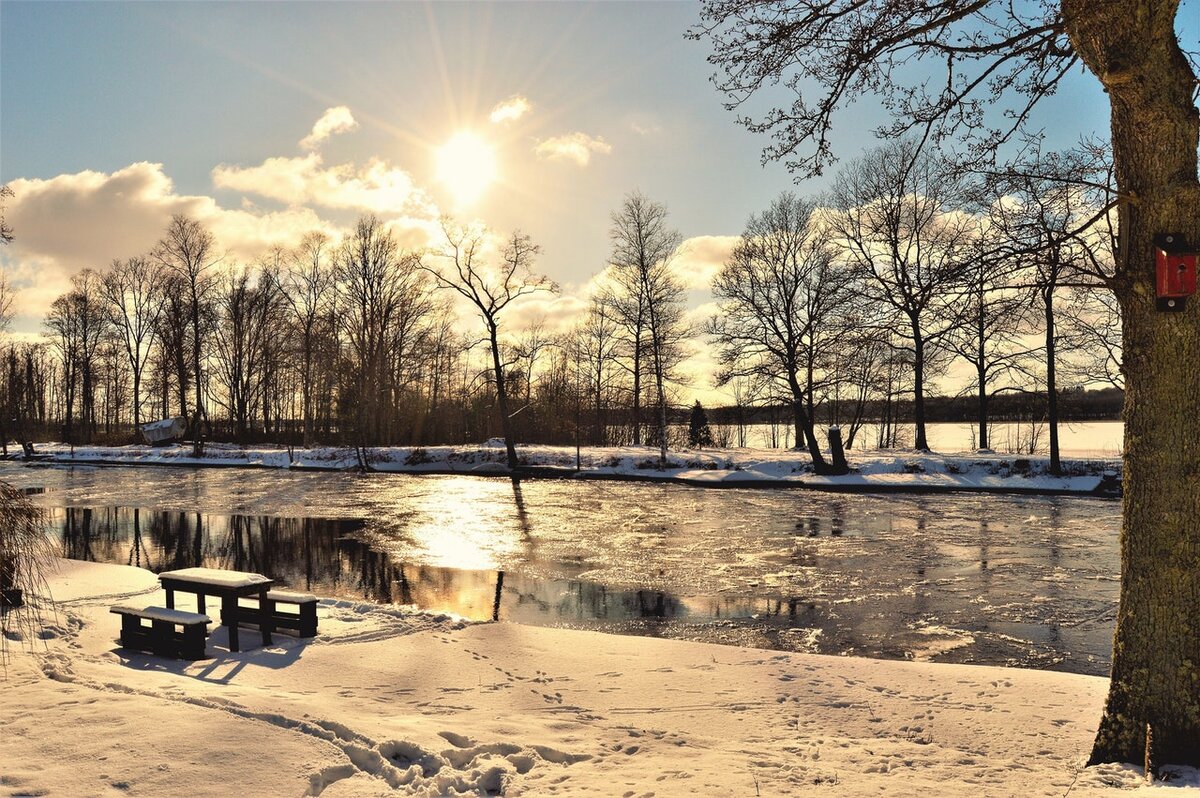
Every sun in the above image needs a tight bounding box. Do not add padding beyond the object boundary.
[436,131,497,207]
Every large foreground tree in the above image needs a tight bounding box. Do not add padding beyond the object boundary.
[692,0,1199,770]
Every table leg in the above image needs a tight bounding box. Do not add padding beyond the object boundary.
[223,595,240,652]
[259,587,273,647]
[197,593,206,616]
[165,588,174,609]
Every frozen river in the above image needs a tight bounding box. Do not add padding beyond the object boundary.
[4,462,1121,675]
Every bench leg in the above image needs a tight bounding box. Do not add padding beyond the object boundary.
[119,614,143,650]
[260,594,274,647]
[299,603,318,637]
[150,619,173,657]
[223,595,240,652]
[181,623,207,660]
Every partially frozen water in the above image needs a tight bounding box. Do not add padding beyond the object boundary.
[5,462,1120,675]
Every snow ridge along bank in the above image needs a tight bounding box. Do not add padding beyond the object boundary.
[6,441,1122,496]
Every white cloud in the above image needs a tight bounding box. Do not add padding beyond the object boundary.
[668,235,740,291]
[212,153,437,218]
[299,106,359,150]
[534,133,612,167]
[1,162,342,330]
[489,96,532,125]
[4,163,201,271]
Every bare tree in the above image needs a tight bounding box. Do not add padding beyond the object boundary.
[153,215,217,453]
[829,140,974,451]
[609,192,687,466]
[691,0,1200,768]
[211,265,275,440]
[46,270,109,443]
[100,257,164,433]
[282,232,337,446]
[510,317,553,439]
[987,164,1106,474]
[709,192,851,473]
[946,223,1038,452]
[423,221,555,472]
[153,273,194,423]
[574,295,622,446]
[824,294,892,450]
[337,215,428,453]
[46,297,80,443]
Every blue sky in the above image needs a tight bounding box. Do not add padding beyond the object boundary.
[0,0,1153,397]
[4,3,816,265]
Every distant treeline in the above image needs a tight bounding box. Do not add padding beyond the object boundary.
[703,387,1123,427]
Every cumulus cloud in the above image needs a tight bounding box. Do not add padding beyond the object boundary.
[668,235,739,291]
[0,162,341,329]
[502,292,587,336]
[534,133,612,167]
[299,106,359,150]
[489,95,532,125]
[4,163,202,270]
[213,153,437,218]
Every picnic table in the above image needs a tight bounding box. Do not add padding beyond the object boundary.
[158,567,274,652]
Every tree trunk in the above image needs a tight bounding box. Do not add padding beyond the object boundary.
[805,355,815,421]
[190,289,204,456]
[489,324,519,472]
[912,325,929,451]
[653,343,669,467]
[302,344,314,447]
[977,302,989,450]
[1063,0,1200,769]
[1044,284,1061,475]
[976,362,988,451]
[631,329,642,445]
[132,367,141,435]
[788,372,832,472]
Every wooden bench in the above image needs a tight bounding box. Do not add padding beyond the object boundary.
[237,590,319,638]
[110,605,210,660]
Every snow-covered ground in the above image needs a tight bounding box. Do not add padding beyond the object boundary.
[7,441,1121,495]
[2,558,1194,797]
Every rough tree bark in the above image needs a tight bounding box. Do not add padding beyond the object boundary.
[1063,0,1200,769]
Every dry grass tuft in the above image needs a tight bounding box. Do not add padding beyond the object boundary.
[0,481,53,665]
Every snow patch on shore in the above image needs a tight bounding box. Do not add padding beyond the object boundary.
[10,441,1121,495]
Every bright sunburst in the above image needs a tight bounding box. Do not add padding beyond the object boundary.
[435,131,497,207]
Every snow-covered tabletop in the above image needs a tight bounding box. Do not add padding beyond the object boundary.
[157,567,272,590]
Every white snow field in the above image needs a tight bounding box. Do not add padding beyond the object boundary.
[11,441,1121,494]
[2,559,1196,797]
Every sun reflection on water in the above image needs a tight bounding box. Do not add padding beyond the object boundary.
[383,477,528,571]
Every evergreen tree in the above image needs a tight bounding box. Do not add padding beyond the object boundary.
[688,400,713,449]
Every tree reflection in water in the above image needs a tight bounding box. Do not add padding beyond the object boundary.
[43,494,1119,675]
[51,506,695,626]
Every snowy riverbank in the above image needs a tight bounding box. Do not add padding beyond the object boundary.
[2,558,1194,796]
[6,441,1121,495]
